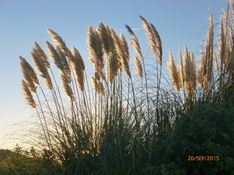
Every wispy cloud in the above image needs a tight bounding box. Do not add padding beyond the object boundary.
[115,28,142,31]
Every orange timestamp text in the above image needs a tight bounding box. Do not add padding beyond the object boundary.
[188,156,220,161]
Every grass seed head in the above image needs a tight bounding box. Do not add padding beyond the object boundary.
[150,24,163,65]
[34,41,50,68]
[126,25,143,61]
[22,79,37,108]
[168,52,182,91]
[134,56,143,78]
[91,77,105,96]
[107,51,119,83]
[19,56,39,86]
[61,79,75,101]
[47,29,71,57]
[46,41,63,70]
[31,51,53,89]
[71,46,85,91]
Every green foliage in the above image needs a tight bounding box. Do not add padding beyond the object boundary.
[0,145,61,175]
[164,103,234,175]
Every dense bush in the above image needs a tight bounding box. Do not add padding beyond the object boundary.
[163,103,234,175]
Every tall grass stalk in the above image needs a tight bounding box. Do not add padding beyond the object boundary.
[18,2,234,174]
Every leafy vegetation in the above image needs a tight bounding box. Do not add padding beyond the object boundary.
[5,1,234,174]
[0,146,60,175]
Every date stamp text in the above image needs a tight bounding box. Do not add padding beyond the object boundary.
[188,156,220,161]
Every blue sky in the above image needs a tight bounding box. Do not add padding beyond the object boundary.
[0,0,229,149]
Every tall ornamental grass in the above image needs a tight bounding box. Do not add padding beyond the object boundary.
[18,2,234,174]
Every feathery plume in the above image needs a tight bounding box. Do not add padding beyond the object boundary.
[190,52,197,91]
[72,46,85,70]
[134,56,143,78]
[120,33,130,61]
[213,50,219,72]
[31,51,47,78]
[178,50,184,87]
[111,28,123,71]
[126,25,143,60]
[139,15,162,65]
[19,56,39,85]
[22,79,37,108]
[47,29,71,57]
[31,51,53,89]
[34,42,50,68]
[46,41,63,70]
[91,77,105,96]
[107,51,119,83]
[139,16,155,50]
[61,79,75,101]
[89,47,106,81]
[56,46,72,83]
[150,24,163,65]
[219,17,229,69]
[71,46,85,91]
[198,49,205,87]
[118,33,131,77]
[88,26,104,67]
[168,52,181,91]
[88,26,106,81]
[184,45,196,92]
[205,12,214,83]
[99,22,114,56]
[44,73,53,90]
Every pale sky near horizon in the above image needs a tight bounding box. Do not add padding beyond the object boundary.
[0,0,229,149]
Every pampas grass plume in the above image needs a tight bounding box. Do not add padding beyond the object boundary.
[22,79,37,108]
[134,56,143,78]
[168,52,181,91]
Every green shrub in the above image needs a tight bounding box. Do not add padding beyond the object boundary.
[165,103,234,175]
